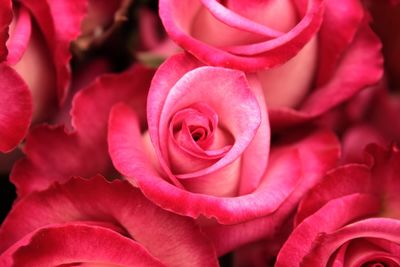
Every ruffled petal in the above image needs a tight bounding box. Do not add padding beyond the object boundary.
[0,176,219,267]
[159,0,324,71]
[202,128,340,254]
[275,194,381,267]
[302,218,400,266]
[11,65,154,197]
[0,224,165,267]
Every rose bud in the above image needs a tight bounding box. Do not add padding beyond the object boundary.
[108,53,340,252]
[276,144,400,266]
[159,0,383,128]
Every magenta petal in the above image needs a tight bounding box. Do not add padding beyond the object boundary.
[0,63,32,152]
[302,218,400,266]
[203,128,340,254]
[275,194,381,267]
[295,164,373,225]
[0,176,219,266]
[0,224,165,267]
[11,65,154,197]
[0,0,12,61]
[21,0,88,102]
[316,0,364,85]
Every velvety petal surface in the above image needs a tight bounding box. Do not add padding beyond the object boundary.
[0,176,219,267]
[159,0,324,71]
[11,65,154,197]
[202,128,340,254]
[0,224,165,267]
[302,218,400,266]
[0,63,32,152]
[275,194,381,267]
[269,23,383,129]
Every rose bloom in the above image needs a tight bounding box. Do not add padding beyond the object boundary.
[159,0,383,128]
[109,53,340,253]
[275,144,400,266]
[0,176,218,266]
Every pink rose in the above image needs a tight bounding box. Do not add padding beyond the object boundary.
[159,0,383,128]
[108,53,340,253]
[276,144,400,266]
[0,176,218,266]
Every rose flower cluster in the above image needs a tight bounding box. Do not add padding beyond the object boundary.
[0,0,400,266]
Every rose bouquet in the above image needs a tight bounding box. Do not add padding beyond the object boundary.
[0,0,399,266]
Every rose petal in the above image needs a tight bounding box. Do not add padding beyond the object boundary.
[159,0,324,71]
[21,0,88,103]
[295,164,373,225]
[269,22,383,129]
[0,224,165,267]
[316,0,364,85]
[0,176,219,267]
[0,63,32,152]
[11,65,154,197]
[203,128,340,254]
[275,194,381,267]
[341,124,387,164]
[5,5,31,65]
[0,0,12,61]
[302,218,400,266]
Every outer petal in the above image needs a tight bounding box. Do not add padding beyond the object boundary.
[159,0,324,71]
[11,65,154,197]
[0,63,32,152]
[316,0,364,85]
[295,164,373,225]
[202,128,340,254]
[21,0,88,102]
[269,23,383,129]
[109,102,339,225]
[0,224,165,267]
[0,176,219,267]
[302,218,400,266]
[275,194,381,267]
